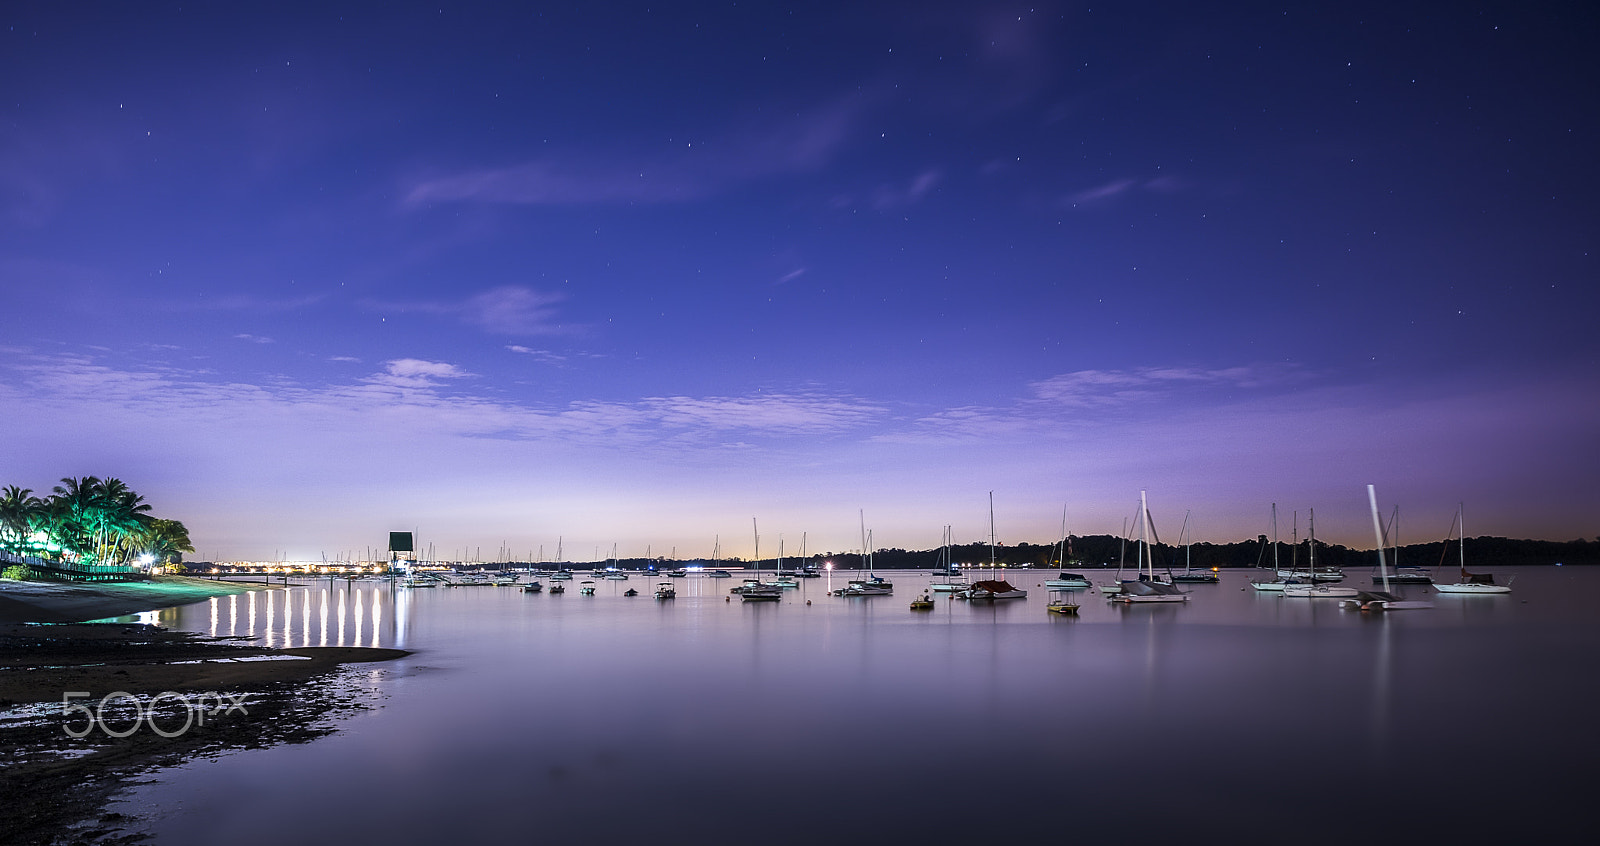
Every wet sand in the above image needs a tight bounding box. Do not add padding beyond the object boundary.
[0,575,282,625]
[0,578,409,845]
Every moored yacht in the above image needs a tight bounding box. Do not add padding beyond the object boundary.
[962,579,1027,601]
[1113,492,1190,604]
[1433,504,1512,594]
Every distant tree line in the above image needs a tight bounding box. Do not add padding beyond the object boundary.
[689,534,1600,571]
[0,476,194,568]
[380,530,1600,574]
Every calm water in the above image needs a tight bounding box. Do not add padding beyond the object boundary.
[116,567,1598,845]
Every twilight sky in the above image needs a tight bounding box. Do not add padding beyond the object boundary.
[2,1,1596,562]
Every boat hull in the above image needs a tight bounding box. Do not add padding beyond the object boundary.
[1282,586,1359,598]
[1433,583,1512,594]
[1249,581,1292,591]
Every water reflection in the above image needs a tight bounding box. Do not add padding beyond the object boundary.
[121,568,1600,846]
[165,581,405,649]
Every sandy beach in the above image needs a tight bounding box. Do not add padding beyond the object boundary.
[0,576,409,845]
[0,574,285,625]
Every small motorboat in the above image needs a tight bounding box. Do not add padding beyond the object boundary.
[655,582,676,599]
[910,592,935,611]
[1046,588,1079,614]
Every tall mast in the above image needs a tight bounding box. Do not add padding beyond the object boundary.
[752,518,759,576]
[1140,490,1151,580]
[988,491,997,572]
[860,509,868,574]
[1308,509,1317,573]
[1272,503,1279,571]
[1368,485,1391,594]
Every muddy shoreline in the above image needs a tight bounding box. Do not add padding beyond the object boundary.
[1,617,408,845]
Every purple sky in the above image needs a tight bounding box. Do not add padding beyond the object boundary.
[3,2,1596,561]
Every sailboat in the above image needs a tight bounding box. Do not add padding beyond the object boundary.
[835,514,893,596]
[963,492,1026,601]
[1114,491,1188,603]
[1343,485,1433,611]
[1373,506,1432,585]
[705,536,732,578]
[1044,505,1092,589]
[766,533,799,588]
[1432,504,1512,594]
[929,526,969,592]
[1283,510,1359,598]
[1169,510,1219,583]
[741,519,782,601]
[1249,504,1301,592]
[550,538,572,581]
[1097,517,1131,595]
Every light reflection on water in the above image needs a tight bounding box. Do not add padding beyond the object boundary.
[121,569,1597,846]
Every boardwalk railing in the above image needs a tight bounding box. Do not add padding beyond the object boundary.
[1,550,149,582]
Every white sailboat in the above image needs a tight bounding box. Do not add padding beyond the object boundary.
[765,532,799,588]
[1432,504,1512,594]
[1044,505,1092,589]
[1249,504,1300,592]
[1114,491,1188,603]
[962,492,1026,601]
[929,525,969,592]
[1097,517,1132,595]
[1170,510,1219,583]
[1283,510,1358,598]
[835,514,893,596]
[741,519,781,601]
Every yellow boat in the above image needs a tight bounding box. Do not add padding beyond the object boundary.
[910,592,935,611]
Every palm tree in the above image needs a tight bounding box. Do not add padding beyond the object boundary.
[0,485,43,554]
[133,519,195,569]
[98,479,153,563]
[47,476,106,560]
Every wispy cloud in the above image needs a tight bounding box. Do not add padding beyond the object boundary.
[639,393,883,434]
[506,345,566,362]
[402,96,868,208]
[1030,366,1283,407]
[462,287,565,335]
[869,169,943,210]
[233,334,274,344]
[1064,173,1192,206]
[366,285,570,336]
